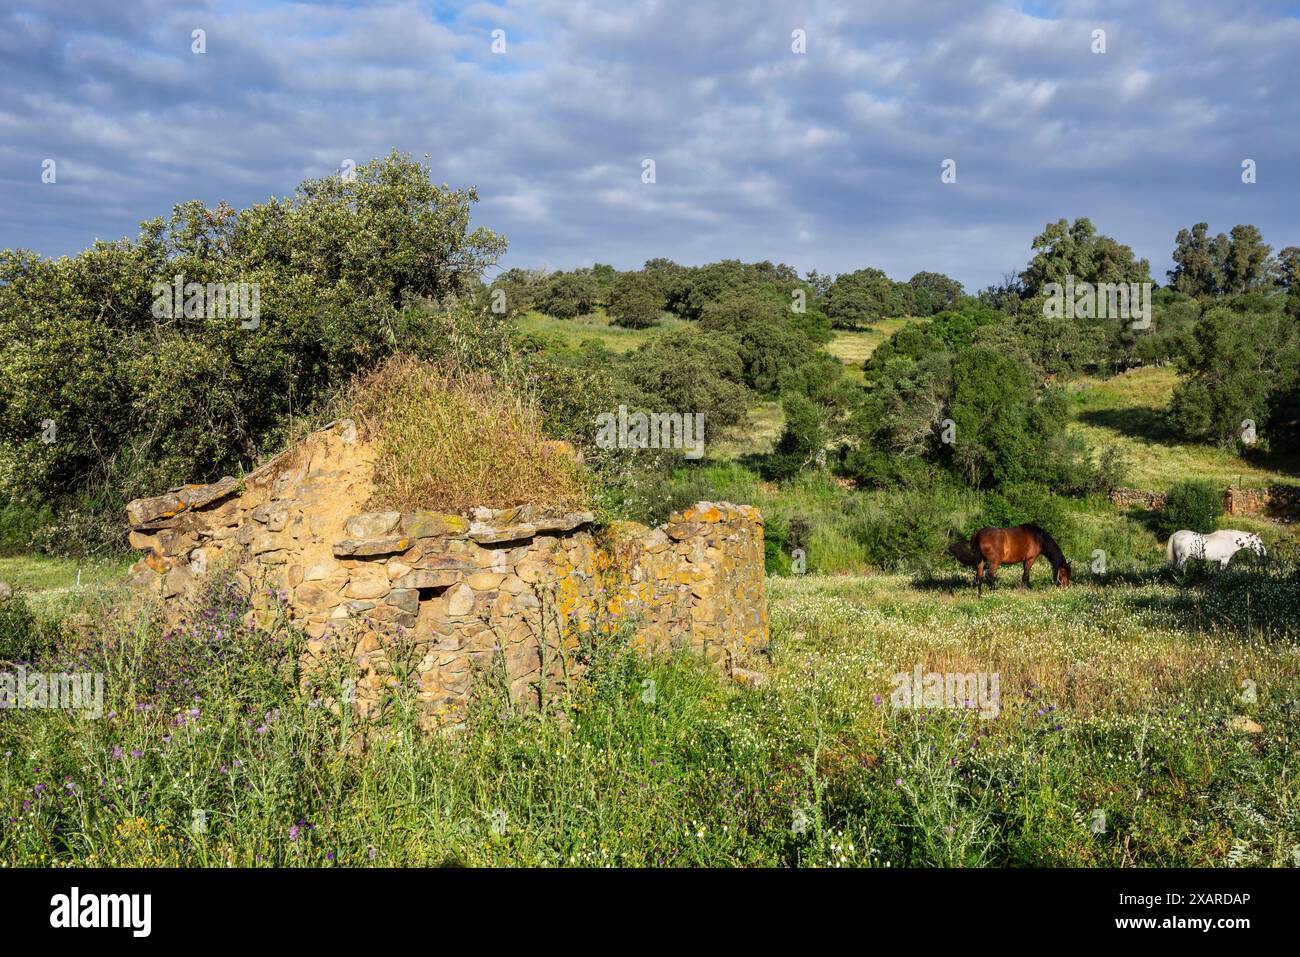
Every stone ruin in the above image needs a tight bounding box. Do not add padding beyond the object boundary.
[124,420,768,726]
[1107,487,1168,511]
[1221,484,1300,520]
[1109,484,1300,520]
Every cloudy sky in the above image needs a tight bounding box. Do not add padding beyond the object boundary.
[3,0,1298,291]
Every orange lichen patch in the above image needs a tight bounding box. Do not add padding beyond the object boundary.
[682,504,722,523]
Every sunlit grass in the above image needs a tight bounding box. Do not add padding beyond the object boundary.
[1067,367,1299,491]
[348,355,591,513]
[3,562,1295,868]
[513,309,687,354]
[708,400,784,460]
[4,356,1299,867]
[0,553,132,620]
[826,318,918,383]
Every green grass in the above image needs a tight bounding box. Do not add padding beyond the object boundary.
[0,553,131,619]
[1067,367,1299,491]
[6,340,1300,868]
[513,309,686,354]
[515,312,912,374]
[709,400,784,460]
[3,560,1295,867]
[660,465,1197,575]
[350,355,591,512]
[763,569,1300,866]
[826,318,917,383]
[706,318,921,458]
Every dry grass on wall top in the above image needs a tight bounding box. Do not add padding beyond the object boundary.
[347,355,591,514]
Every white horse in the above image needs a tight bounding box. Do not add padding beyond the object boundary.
[1166,529,1267,569]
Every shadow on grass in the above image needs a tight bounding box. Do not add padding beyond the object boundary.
[1084,566,1168,588]
[734,450,773,474]
[909,568,1017,593]
[913,557,1297,639]
[1120,505,1167,537]
[1079,407,1300,481]
[1077,405,1174,443]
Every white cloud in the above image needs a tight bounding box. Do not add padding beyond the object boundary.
[1,0,1297,290]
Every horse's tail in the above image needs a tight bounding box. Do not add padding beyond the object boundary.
[1165,533,1176,564]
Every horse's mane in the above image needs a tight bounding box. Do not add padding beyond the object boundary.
[1024,524,1066,566]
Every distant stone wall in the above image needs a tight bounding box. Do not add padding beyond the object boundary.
[1222,485,1300,518]
[125,420,767,726]
[1108,487,1167,510]
[1109,484,1299,519]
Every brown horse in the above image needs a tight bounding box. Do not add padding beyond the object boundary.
[957,525,1070,596]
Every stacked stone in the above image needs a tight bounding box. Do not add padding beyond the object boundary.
[125,421,768,727]
[1222,484,1300,518]
[126,420,374,612]
[1109,483,1300,520]
[1107,487,1167,510]
[609,503,768,665]
[327,504,599,722]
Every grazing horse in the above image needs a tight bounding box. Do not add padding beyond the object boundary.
[1166,529,1266,570]
[964,525,1071,596]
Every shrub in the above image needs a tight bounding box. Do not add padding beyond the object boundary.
[663,260,751,321]
[534,272,598,319]
[763,513,792,574]
[1168,306,1298,448]
[1158,480,1223,537]
[0,498,54,553]
[0,152,507,551]
[607,272,664,329]
[945,347,1038,487]
[623,328,750,436]
[765,393,824,480]
[348,355,591,514]
[0,592,63,667]
[847,489,955,571]
[487,267,546,318]
[976,483,1075,542]
[697,293,819,394]
[524,356,620,469]
[823,268,913,328]
[907,272,964,315]
[765,354,861,481]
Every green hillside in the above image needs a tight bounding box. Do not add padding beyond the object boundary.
[1067,367,1300,491]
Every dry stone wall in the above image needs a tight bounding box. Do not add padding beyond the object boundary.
[125,420,767,726]
[1107,487,1167,510]
[1109,484,1300,520]
[1222,485,1300,519]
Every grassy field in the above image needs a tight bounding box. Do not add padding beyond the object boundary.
[1066,367,1299,491]
[513,309,686,354]
[508,312,879,462]
[826,318,916,383]
[825,329,1300,494]
[709,400,784,461]
[656,462,1300,579]
[3,350,1298,868]
[506,313,911,459]
[507,311,1300,494]
[2,560,1295,867]
[0,554,132,619]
